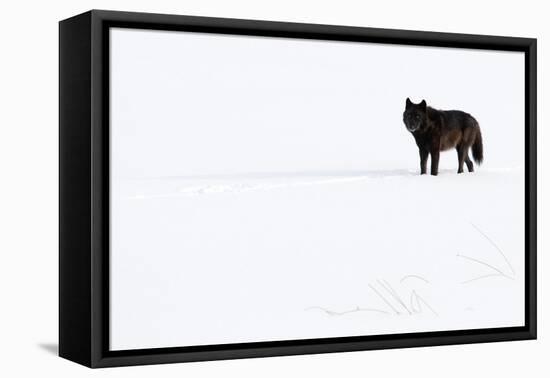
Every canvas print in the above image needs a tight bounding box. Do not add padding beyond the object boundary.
[109,28,525,351]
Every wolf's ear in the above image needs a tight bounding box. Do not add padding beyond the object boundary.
[420,99,427,111]
[406,97,412,108]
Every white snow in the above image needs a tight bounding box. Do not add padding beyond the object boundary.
[110,167,525,350]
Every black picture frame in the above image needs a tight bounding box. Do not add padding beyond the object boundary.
[59,9,537,368]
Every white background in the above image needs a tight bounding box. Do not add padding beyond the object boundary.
[0,0,547,376]
[109,28,525,349]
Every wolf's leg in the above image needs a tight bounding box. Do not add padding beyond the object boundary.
[419,148,429,175]
[430,149,440,176]
[456,145,468,174]
[465,155,474,172]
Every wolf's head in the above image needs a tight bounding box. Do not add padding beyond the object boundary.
[403,98,427,133]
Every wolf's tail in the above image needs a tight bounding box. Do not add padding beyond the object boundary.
[472,127,483,165]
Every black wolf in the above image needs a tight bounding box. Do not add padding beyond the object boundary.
[403,98,483,175]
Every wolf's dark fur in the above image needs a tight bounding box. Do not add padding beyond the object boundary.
[403,98,483,176]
